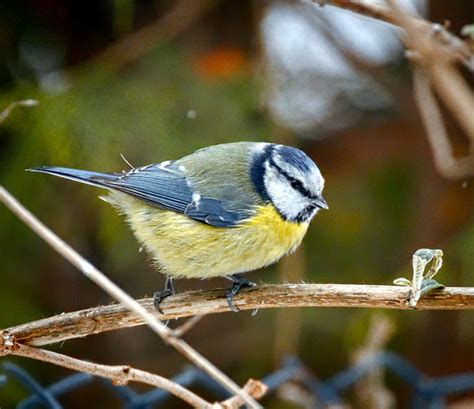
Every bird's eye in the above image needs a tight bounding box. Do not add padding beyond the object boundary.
[290,179,303,190]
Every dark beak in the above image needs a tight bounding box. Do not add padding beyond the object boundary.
[314,195,329,210]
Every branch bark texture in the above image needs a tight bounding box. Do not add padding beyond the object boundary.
[0,342,211,408]
[3,284,474,348]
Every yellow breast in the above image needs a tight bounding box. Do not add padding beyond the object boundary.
[107,193,309,279]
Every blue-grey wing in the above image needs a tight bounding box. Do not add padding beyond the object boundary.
[94,163,249,227]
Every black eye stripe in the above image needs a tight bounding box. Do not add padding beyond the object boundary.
[269,159,313,198]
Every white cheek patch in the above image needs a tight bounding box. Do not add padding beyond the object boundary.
[264,163,311,221]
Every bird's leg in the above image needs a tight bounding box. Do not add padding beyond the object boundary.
[153,276,175,313]
[225,274,256,312]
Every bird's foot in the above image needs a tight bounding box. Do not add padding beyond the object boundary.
[153,276,175,314]
[225,274,256,312]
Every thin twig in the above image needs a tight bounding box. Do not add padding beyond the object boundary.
[352,314,395,409]
[321,0,473,71]
[2,284,474,348]
[412,66,474,178]
[386,0,474,145]
[0,186,261,409]
[277,382,315,409]
[170,315,205,338]
[312,0,474,179]
[0,341,211,408]
[219,379,268,409]
[429,62,474,144]
[94,0,213,67]
[0,99,38,124]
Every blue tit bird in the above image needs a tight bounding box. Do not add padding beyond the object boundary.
[29,142,328,311]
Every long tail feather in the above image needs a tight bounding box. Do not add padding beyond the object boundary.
[27,166,117,189]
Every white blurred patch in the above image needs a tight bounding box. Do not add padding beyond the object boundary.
[187,109,197,119]
[17,33,70,95]
[192,191,201,207]
[260,0,426,135]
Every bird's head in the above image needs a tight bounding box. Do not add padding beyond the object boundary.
[251,143,328,223]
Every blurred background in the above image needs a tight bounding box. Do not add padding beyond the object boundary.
[0,0,473,407]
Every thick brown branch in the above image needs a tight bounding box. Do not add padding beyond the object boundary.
[3,284,474,348]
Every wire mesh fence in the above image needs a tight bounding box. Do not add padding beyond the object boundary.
[2,351,474,408]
